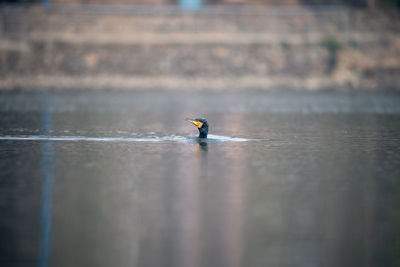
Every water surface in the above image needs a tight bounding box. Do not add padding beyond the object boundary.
[0,91,399,267]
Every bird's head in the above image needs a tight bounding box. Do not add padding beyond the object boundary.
[186,117,208,138]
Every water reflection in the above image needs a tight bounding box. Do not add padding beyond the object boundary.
[176,132,244,267]
[38,100,53,267]
[0,92,399,267]
[175,142,203,267]
[196,139,208,151]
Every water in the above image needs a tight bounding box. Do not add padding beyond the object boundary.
[0,134,250,143]
[0,91,399,267]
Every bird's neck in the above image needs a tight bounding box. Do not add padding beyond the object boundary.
[198,128,208,138]
[198,132,207,138]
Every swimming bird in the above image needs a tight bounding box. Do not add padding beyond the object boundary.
[186,118,208,138]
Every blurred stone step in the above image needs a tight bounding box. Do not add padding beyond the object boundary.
[0,74,381,91]
[27,31,398,45]
[1,36,397,76]
[24,7,399,34]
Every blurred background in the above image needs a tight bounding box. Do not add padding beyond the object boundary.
[1,1,400,267]
[0,0,399,91]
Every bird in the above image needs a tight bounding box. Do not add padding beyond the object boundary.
[186,118,209,139]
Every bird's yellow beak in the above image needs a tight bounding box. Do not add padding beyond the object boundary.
[186,118,203,128]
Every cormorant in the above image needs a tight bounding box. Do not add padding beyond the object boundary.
[186,118,208,138]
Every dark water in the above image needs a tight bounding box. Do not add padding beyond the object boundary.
[0,91,399,267]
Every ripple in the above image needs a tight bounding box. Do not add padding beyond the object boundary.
[0,135,253,143]
[207,134,250,142]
